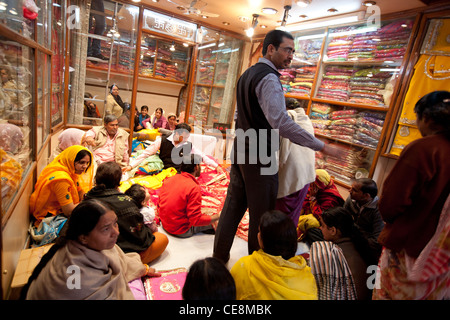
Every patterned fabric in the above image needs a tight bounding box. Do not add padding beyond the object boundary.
[373,194,450,300]
[143,268,188,300]
[309,241,357,300]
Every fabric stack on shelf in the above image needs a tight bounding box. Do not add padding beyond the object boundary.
[289,66,316,96]
[348,68,390,105]
[316,142,363,182]
[310,103,333,136]
[165,64,181,81]
[328,109,359,143]
[354,111,385,148]
[214,65,228,85]
[116,45,134,73]
[316,65,354,101]
[374,20,412,60]
[325,30,354,61]
[279,69,296,93]
[297,39,322,62]
[348,31,377,61]
[155,61,167,78]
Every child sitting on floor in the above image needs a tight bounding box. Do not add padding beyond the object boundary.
[230,210,318,300]
[125,184,158,233]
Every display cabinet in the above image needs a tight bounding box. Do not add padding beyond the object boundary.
[287,16,417,186]
[383,14,450,157]
[189,27,243,129]
[0,0,56,219]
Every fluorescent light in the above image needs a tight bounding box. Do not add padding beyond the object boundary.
[245,28,255,37]
[286,15,359,32]
[296,33,326,40]
[198,43,216,50]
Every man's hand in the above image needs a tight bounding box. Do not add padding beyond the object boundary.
[320,143,344,158]
[84,136,97,147]
[210,214,220,222]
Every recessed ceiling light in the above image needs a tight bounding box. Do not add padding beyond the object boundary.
[260,25,267,28]
[201,15,208,19]
[238,16,250,22]
[362,1,376,6]
[176,6,185,10]
[296,0,311,7]
[261,7,277,15]
[151,0,159,2]
[131,0,141,2]
[222,22,230,25]
[299,14,308,19]
[327,8,338,13]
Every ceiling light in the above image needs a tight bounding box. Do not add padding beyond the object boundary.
[362,1,376,6]
[299,14,308,19]
[131,0,141,2]
[183,43,189,47]
[201,15,208,18]
[176,6,185,11]
[151,0,159,2]
[261,7,277,15]
[327,8,338,13]
[170,43,176,51]
[245,14,259,38]
[260,25,267,28]
[222,22,230,25]
[296,0,311,7]
[239,16,250,22]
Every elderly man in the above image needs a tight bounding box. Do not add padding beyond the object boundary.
[85,114,129,168]
[344,178,385,264]
[124,122,222,173]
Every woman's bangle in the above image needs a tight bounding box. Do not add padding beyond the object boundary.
[144,264,150,275]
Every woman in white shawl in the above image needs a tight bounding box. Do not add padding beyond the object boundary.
[22,199,160,300]
[275,98,316,226]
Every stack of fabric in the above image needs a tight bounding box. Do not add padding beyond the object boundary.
[165,64,181,81]
[155,60,167,78]
[279,69,296,93]
[328,109,359,143]
[310,103,333,136]
[374,20,412,60]
[317,65,354,101]
[348,31,378,61]
[326,32,354,61]
[289,66,316,96]
[348,68,391,105]
[354,111,385,148]
[116,45,134,73]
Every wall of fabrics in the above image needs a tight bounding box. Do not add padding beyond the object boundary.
[283,17,416,186]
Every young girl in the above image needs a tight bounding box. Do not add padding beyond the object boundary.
[230,210,318,300]
[125,184,158,233]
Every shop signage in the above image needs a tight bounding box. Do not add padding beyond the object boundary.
[143,9,197,42]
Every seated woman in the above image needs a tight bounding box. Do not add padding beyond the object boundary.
[29,145,93,246]
[143,107,167,130]
[230,210,318,300]
[309,207,373,300]
[84,161,168,264]
[52,128,93,194]
[22,199,161,300]
[298,169,345,243]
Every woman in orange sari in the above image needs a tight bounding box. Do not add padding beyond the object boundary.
[29,145,93,246]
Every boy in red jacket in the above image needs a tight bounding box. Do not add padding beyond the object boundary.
[158,154,219,237]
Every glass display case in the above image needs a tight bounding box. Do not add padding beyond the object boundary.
[0,1,35,40]
[189,27,243,130]
[0,37,34,216]
[310,102,385,183]
[281,28,326,98]
[50,0,65,127]
[314,19,414,107]
[67,0,139,125]
[385,15,450,157]
[288,17,417,186]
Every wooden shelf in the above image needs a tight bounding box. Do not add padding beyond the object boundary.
[316,133,378,151]
[311,98,389,112]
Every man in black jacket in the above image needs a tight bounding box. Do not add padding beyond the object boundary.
[344,178,385,264]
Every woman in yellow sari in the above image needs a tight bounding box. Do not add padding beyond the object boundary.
[29,145,93,245]
[230,210,318,300]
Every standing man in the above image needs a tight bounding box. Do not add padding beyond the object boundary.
[213,30,342,263]
[85,114,130,169]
